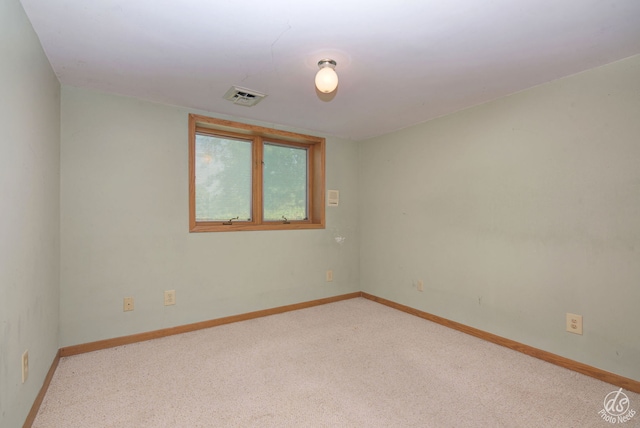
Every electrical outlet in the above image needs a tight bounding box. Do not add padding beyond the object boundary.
[326,270,333,282]
[566,313,583,335]
[417,280,424,292]
[123,297,134,312]
[164,290,176,306]
[22,350,29,383]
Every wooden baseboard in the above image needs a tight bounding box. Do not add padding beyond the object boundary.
[361,292,640,394]
[28,290,638,426]
[23,348,61,428]
[60,292,362,357]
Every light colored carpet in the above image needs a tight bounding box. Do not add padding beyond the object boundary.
[33,298,639,427]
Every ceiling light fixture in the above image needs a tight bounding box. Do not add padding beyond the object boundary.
[315,59,338,93]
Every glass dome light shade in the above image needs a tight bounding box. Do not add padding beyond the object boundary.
[315,62,338,93]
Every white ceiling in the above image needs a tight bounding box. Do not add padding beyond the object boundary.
[20,0,640,141]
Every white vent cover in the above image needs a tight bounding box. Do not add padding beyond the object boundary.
[223,86,267,107]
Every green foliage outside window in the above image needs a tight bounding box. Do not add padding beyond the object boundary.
[195,135,308,222]
[263,143,307,221]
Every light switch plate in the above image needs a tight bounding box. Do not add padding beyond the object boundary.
[327,190,339,206]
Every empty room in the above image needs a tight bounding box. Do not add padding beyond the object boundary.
[2,0,640,426]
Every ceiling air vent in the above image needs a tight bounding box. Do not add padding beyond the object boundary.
[223,86,267,107]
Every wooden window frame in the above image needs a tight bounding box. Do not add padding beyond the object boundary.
[189,114,325,232]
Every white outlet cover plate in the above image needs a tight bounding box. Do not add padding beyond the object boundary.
[566,313,583,335]
[22,350,28,383]
[164,290,176,305]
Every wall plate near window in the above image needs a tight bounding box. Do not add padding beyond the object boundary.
[328,190,339,206]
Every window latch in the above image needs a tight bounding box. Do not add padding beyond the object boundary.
[282,216,290,224]
[223,216,239,225]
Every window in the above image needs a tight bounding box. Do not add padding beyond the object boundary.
[189,114,325,232]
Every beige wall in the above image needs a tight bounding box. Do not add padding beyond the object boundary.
[359,54,640,381]
[0,0,61,426]
[59,87,360,347]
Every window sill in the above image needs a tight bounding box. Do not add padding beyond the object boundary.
[189,222,325,233]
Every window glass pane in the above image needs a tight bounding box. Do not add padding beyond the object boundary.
[195,134,252,221]
[263,143,308,221]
